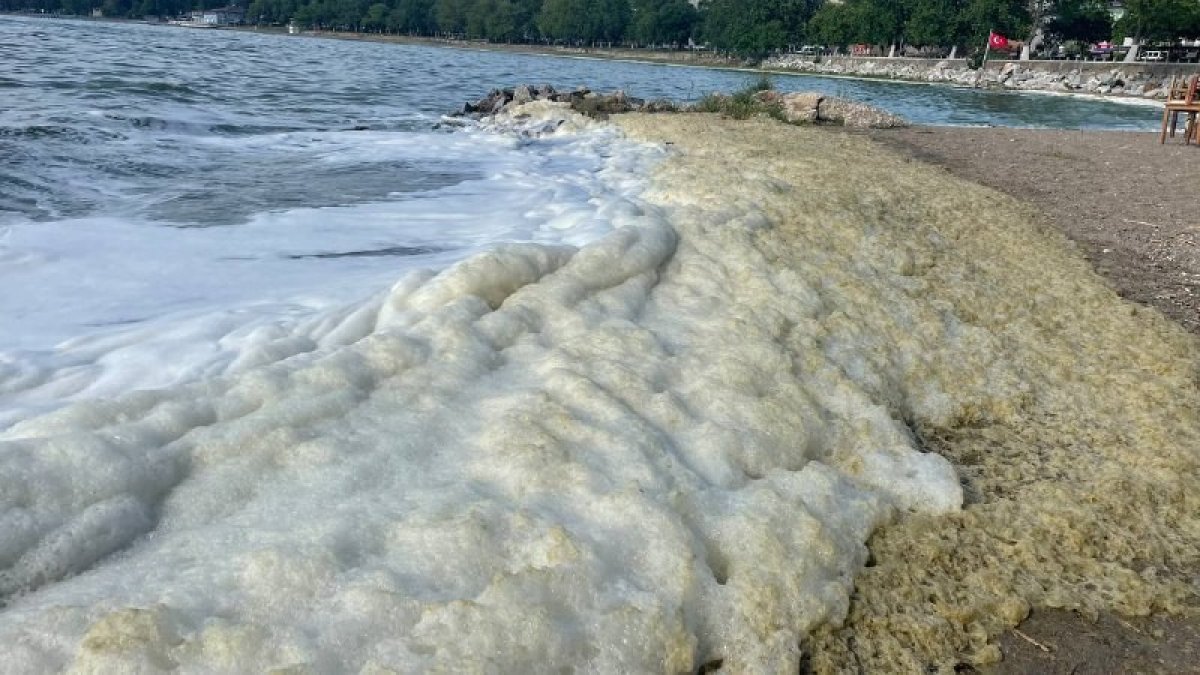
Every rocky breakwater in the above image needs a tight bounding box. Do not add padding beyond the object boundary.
[453,84,908,128]
[762,55,1193,100]
[754,90,908,127]
[454,84,676,120]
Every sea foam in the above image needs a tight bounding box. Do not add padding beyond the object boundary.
[0,113,661,429]
[0,105,963,672]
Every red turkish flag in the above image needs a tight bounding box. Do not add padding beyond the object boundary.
[989,32,1009,49]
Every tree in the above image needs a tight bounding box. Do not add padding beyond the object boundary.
[537,0,628,43]
[629,0,697,45]
[905,0,966,48]
[700,0,814,57]
[537,0,580,40]
[959,0,1028,48]
[808,0,901,47]
[1045,0,1111,43]
[362,1,388,30]
[435,0,468,33]
[1117,0,1200,42]
[388,0,435,33]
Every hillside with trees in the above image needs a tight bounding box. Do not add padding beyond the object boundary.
[4,0,1199,60]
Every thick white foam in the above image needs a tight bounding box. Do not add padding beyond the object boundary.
[0,113,663,428]
[0,105,962,673]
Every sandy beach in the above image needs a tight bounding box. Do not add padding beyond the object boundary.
[613,113,1200,673]
[858,125,1200,674]
[867,127,1200,336]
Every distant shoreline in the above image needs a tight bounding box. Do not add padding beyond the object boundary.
[2,13,1179,105]
[243,27,1177,105]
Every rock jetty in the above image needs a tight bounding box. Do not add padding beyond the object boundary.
[756,90,908,128]
[455,84,676,120]
[454,84,907,128]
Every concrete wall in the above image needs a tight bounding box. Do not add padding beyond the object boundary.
[762,55,1200,99]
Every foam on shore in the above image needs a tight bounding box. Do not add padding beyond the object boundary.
[1,107,1197,673]
[0,104,968,673]
[615,113,1199,671]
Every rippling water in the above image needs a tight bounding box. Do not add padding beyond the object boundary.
[0,16,1161,413]
[1,16,1158,226]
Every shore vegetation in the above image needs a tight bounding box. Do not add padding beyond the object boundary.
[6,0,1198,62]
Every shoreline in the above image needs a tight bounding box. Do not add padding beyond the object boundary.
[3,13,1183,106]
[263,28,1188,107]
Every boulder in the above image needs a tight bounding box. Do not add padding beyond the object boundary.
[817,96,908,128]
[511,84,534,106]
[779,92,823,124]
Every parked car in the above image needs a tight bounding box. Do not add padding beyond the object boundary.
[797,45,824,56]
[1140,50,1166,61]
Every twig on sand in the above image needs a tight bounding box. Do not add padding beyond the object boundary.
[1013,628,1055,653]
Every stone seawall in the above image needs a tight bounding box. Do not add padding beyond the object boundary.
[763,55,1200,100]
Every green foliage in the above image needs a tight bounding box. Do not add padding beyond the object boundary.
[1117,0,1200,41]
[747,73,773,91]
[690,79,787,121]
[959,0,1028,47]
[700,0,817,58]
[434,0,467,33]
[808,0,901,46]
[538,0,629,42]
[1046,0,1111,42]
[387,0,435,33]
[628,0,697,46]
[362,1,387,29]
[20,0,1196,57]
[904,0,964,47]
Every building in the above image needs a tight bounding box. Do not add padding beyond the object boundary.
[200,6,245,25]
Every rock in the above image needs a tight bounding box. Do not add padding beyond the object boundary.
[512,84,534,106]
[779,92,823,124]
[817,96,908,128]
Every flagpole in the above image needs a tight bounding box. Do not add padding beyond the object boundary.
[977,35,991,89]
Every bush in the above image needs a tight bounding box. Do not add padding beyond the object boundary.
[690,79,787,121]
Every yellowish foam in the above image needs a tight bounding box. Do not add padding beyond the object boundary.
[617,113,1199,671]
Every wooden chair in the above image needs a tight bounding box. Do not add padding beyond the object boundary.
[1160,74,1200,144]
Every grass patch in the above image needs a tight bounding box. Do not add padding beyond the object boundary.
[690,76,787,121]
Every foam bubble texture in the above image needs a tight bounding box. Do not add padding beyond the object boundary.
[0,109,966,673]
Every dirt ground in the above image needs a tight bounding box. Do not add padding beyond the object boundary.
[866,125,1200,675]
[866,127,1200,335]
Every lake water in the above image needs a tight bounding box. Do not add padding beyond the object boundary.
[0,15,1162,673]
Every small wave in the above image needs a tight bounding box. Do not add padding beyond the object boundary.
[44,78,209,102]
[286,245,445,260]
[0,124,123,144]
[208,123,309,136]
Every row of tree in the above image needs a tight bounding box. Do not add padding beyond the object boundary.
[5,0,1199,57]
[808,0,1200,51]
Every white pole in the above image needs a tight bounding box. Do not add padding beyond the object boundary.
[977,37,991,88]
